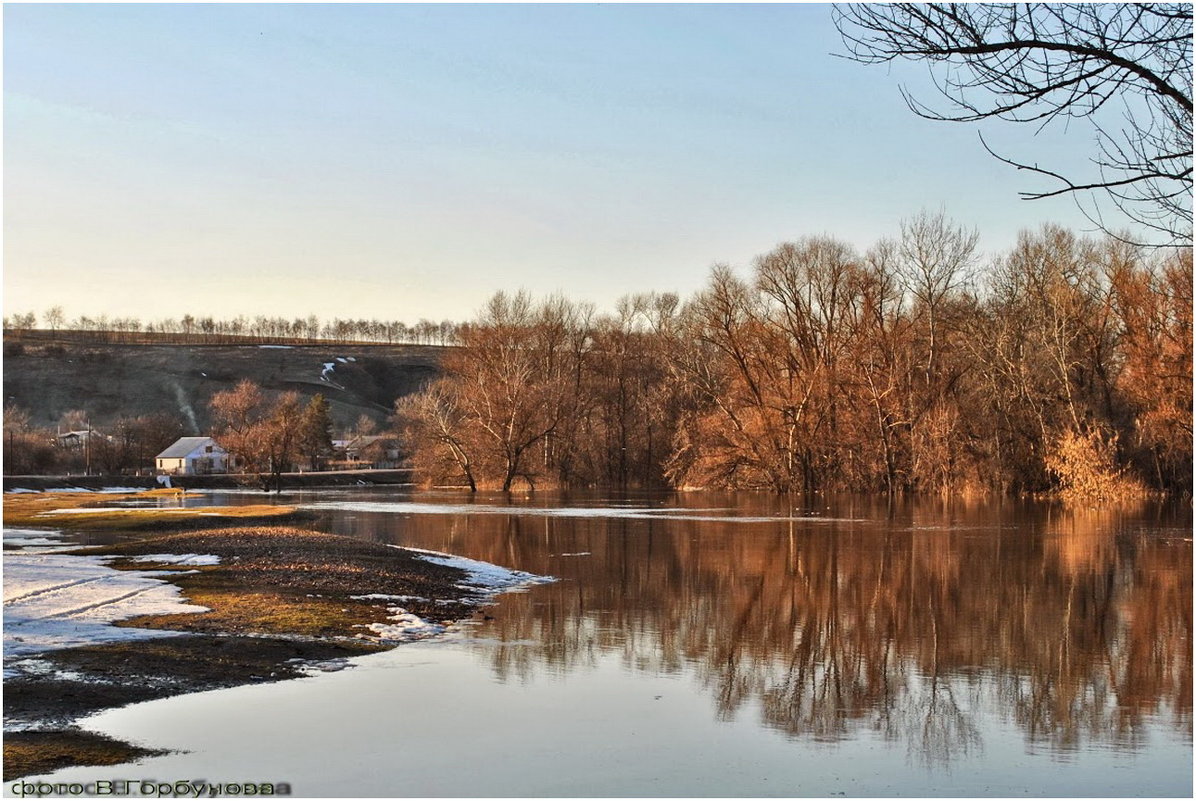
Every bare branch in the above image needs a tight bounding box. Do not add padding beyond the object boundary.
[834,3,1193,245]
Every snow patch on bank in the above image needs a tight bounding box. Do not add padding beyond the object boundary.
[358,610,446,643]
[351,593,429,603]
[353,548,554,644]
[125,554,221,567]
[400,546,556,597]
[3,531,216,673]
[3,528,73,552]
[286,656,355,676]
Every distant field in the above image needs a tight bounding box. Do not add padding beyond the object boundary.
[2,336,444,432]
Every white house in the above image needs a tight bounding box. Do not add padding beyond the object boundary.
[155,437,229,476]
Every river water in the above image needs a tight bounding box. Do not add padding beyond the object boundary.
[25,489,1194,796]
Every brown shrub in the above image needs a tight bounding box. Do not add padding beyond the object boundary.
[1044,428,1146,501]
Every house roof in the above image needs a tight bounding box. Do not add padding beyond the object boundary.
[156,437,221,460]
[56,430,110,443]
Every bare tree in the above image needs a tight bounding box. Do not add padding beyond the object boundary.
[3,404,58,474]
[899,210,978,385]
[834,3,1193,244]
[395,379,479,491]
[44,306,65,332]
[209,380,303,491]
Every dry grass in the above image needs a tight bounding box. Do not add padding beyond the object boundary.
[4,731,166,781]
[3,490,302,530]
[120,586,391,638]
[4,490,120,519]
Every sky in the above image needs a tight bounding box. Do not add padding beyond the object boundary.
[4,3,1103,324]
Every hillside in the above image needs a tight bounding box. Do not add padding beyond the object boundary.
[3,340,444,433]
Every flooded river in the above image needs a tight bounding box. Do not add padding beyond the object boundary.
[26,489,1193,796]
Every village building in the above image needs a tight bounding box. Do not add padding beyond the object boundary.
[343,435,403,469]
[155,436,229,475]
[54,430,105,449]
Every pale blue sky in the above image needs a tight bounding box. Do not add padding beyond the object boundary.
[5,3,1098,322]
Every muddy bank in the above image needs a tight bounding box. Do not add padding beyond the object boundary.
[3,636,383,781]
[86,526,480,635]
[4,731,168,783]
[3,524,512,780]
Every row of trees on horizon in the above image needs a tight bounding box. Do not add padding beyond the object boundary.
[395,216,1192,498]
[3,311,461,346]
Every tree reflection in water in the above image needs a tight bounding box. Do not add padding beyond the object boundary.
[324,493,1191,765]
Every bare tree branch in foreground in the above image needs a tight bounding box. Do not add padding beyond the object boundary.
[833,3,1193,245]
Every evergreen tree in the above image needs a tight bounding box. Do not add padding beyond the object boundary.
[299,394,334,470]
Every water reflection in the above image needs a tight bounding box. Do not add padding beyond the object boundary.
[295,491,1191,765]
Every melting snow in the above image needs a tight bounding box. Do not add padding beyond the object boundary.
[351,593,429,603]
[3,528,72,553]
[319,362,347,389]
[3,551,210,669]
[3,528,217,670]
[354,550,554,643]
[400,547,555,596]
[286,657,355,675]
[258,345,293,349]
[125,554,221,567]
[358,610,446,643]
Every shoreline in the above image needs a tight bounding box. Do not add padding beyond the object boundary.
[2,470,416,494]
[2,494,550,781]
